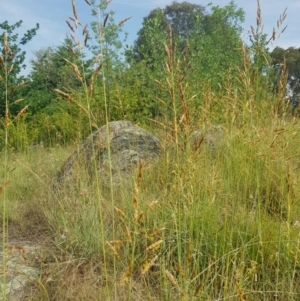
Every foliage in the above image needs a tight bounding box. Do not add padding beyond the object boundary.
[0,20,39,117]
[88,0,129,120]
[4,37,94,148]
[24,37,85,114]
[2,0,300,300]
[126,1,245,119]
[272,46,300,94]
[197,2,245,86]
[131,2,205,62]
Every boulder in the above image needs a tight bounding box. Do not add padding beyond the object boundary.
[57,120,161,186]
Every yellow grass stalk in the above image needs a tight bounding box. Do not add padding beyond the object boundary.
[106,241,121,260]
[187,240,192,266]
[54,89,76,102]
[71,0,78,22]
[120,260,133,286]
[137,161,143,187]
[8,64,14,74]
[65,20,75,33]
[133,185,139,208]
[146,200,159,210]
[108,240,124,249]
[3,32,9,55]
[15,105,29,119]
[89,62,103,96]
[13,98,23,104]
[54,89,89,117]
[146,240,163,252]
[63,58,83,83]
[77,40,82,52]
[140,255,158,276]
[125,226,132,242]
[167,24,172,55]
[0,54,6,73]
[234,271,246,301]
[165,269,179,287]
[118,17,131,27]
[120,270,130,286]
[114,206,125,218]
[67,45,77,58]
[193,283,203,297]
[154,79,167,90]
[0,180,11,195]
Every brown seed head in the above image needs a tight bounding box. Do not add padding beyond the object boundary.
[72,0,78,21]
[118,17,131,26]
[3,32,9,56]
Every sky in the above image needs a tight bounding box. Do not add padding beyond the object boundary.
[1,0,299,76]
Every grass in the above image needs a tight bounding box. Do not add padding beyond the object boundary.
[2,114,300,300]
[2,0,300,300]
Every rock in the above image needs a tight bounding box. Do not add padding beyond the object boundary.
[57,120,162,186]
[191,125,224,152]
[0,240,42,300]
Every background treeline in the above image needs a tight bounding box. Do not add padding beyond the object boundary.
[0,0,298,150]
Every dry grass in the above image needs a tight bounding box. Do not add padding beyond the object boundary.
[4,116,298,300]
[2,0,300,300]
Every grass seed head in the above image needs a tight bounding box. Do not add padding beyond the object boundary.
[3,32,9,56]
[66,20,75,32]
[256,0,261,27]
[140,255,158,276]
[106,241,121,260]
[72,0,78,21]
[146,240,163,252]
[165,269,179,287]
[118,17,131,26]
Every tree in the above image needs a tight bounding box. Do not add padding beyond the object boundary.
[126,1,245,119]
[0,20,39,117]
[194,1,245,87]
[131,2,205,63]
[88,0,130,120]
[271,46,300,94]
[18,36,88,116]
[4,37,92,147]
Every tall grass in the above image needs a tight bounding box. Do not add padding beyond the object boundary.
[0,31,9,301]
[54,0,133,299]
[2,0,300,300]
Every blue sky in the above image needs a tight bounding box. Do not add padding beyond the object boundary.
[1,0,299,76]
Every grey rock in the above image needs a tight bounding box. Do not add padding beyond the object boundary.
[57,120,161,186]
[0,241,42,300]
